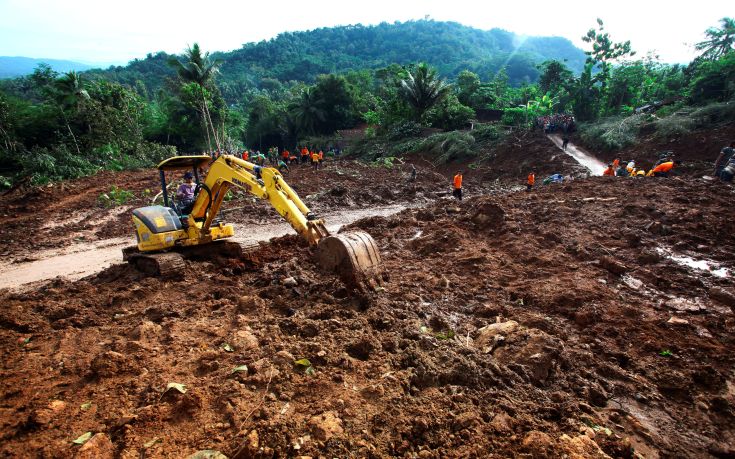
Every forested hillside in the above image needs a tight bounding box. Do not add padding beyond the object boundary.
[83,20,586,101]
[0,17,733,188]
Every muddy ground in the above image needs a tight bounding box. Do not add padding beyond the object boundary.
[0,137,734,458]
[0,159,447,263]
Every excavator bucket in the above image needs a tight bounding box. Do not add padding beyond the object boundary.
[316,231,383,291]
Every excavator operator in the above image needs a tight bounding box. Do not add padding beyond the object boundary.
[176,171,197,214]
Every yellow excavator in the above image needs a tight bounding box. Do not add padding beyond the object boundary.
[123,154,382,290]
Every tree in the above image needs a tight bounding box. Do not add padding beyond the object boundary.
[537,60,573,95]
[695,17,735,61]
[168,43,221,88]
[290,87,326,136]
[456,70,480,107]
[167,43,224,150]
[399,63,450,122]
[581,19,636,117]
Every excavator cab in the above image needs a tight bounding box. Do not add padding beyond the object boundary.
[156,155,209,218]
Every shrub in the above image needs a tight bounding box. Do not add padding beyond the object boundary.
[578,115,647,152]
[98,185,135,207]
[471,124,503,143]
[386,121,422,141]
[417,131,476,163]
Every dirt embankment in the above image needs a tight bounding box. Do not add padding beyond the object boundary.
[1,176,733,458]
[584,122,735,177]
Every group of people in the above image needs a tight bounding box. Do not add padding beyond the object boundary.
[536,114,576,134]
[207,146,341,174]
[602,153,680,178]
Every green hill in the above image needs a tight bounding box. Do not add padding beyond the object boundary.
[88,19,586,102]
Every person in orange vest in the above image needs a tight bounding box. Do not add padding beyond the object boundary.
[282,149,290,162]
[318,150,324,162]
[301,147,309,164]
[311,151,320,170]
[603,164,615,176]
[651,160,680,177]
[453,171,463,201]
[527,171,535,191]
[242,150,249,161]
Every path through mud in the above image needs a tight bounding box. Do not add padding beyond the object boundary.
[0,203,411,290]
[549,134,607,175]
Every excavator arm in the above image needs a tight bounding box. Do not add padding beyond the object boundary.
[190,155,329,245]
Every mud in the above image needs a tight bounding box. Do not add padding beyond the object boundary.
[1,168,734,458]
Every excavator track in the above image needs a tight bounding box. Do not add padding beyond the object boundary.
[127,252,186,279]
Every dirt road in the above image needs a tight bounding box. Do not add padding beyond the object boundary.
[0,203,410,290]
[548,134,607,175]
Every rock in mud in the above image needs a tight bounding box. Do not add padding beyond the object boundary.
[470,201,505,230]
[237,295,266,313]
[493,328,562,385]
[75,433,113,459]
[232,329,259,351]
[521,430,555,453]
[130,320,161,343]
[282,277,298,287]
[186,451,228,459]
[475,320,519,351]
[90,351,139,377]
[308,411,343,442]
[599,256,627,275]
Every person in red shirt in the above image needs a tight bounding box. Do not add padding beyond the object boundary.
[453,171,463,201]
[603,164,615,176]
[527,172,535,191]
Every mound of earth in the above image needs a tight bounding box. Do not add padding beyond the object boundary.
[1,176,733,458]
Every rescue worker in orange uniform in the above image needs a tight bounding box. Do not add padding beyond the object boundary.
[453,171,463,201]
[301,147,309,164]
[242,150,249,161]
[603,164,615,176]
[311,151,320,170]
[527,171,535,191]
[651,160,680,177]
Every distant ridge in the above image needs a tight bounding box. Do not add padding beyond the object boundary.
[0,57,97,79]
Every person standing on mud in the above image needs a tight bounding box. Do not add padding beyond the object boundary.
[408,164,417,183]
[526,171,535,191]
[562,135,570,151]
[714,141,735,179]
[311,151,320,170]
[453,171,463,200]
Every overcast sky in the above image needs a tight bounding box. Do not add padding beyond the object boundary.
[0,0,731,66]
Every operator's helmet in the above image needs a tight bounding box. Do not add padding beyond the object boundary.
[184,172,193,179]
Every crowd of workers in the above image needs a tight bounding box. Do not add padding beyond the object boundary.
[601,152,681,178]
[536,114,576,134]
[207,146,342,174]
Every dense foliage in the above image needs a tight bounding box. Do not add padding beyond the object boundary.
[0,18,733,186]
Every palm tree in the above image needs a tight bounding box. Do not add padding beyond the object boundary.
[168,43,223,150]
[168,43,221,88]
[696,17,735,61]
[399,63,450,121]
[53,71,90,155]
[290,87,326,136]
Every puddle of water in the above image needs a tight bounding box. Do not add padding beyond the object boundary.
[655,247,730,278]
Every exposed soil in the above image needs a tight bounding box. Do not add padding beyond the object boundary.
[0,160,446,263]
[586,122,735,177]
[1,137,734,458]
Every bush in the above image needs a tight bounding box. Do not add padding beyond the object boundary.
[651,115,695,139]
[471,124,503,143]
[98,185,135,207]
[385,121,422,141]
[500,107,531,127]
[689,101,735,126]
[18,145,100,184]
[578,115,647,152]
[417,131,476,163]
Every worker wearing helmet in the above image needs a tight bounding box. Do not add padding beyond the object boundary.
[651,160,680,177]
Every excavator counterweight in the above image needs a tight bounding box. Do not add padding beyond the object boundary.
[126,155,383,290]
